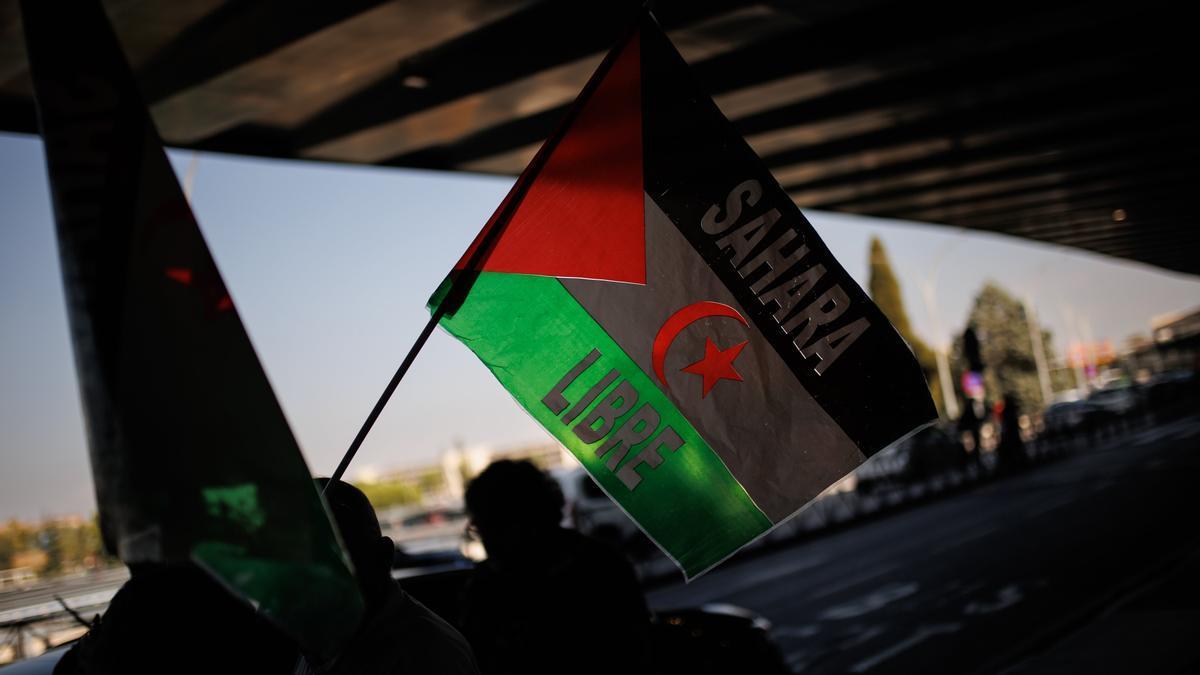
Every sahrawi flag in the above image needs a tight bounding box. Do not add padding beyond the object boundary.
[432,16,936,578]
[22,0,360,658]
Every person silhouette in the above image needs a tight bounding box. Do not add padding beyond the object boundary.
[995,394,1028,474]
[53,563,296,675]
[957,396,985,471]
[459,460,652,675]
[296,478,478,675]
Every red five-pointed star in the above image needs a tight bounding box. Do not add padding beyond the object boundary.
[681,338,749,398]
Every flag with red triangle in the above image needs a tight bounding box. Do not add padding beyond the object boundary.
[432,15,936,578]
[21,0,361,657]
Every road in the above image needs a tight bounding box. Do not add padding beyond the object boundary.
[0,568,126,626]
[4,415,1197,671]
[647,414,1200,674]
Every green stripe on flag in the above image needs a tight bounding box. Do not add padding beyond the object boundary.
[435,272,771,576]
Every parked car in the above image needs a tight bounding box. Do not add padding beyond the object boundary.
[1042,400,1095,436]
[397,506,466,528]
[855,425,964,494]
[852,442,909,494]
[1143,370,1198,414]
[551,467,650,557]
[903,426,967,480]
[651,604,788,675]
[1087,385,1140,417]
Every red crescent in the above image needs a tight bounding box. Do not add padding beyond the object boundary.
[652,301,748,391]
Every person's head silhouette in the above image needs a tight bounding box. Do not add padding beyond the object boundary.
[316,478,395,610]
[459,462,652,674]
[464,460,564,565]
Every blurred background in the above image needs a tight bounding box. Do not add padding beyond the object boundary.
[2,0,1198,671]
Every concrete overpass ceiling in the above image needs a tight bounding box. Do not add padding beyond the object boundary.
[2,0,1193,274]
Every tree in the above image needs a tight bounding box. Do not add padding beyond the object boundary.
[0,519,35,570]
[867,237,942,414]
[355,480,422,511]
[38,526,64,574]
[952,282,1062,410]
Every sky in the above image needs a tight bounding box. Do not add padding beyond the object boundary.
[2,131,1198,521]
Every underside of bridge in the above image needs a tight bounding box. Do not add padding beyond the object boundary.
[2,0,1194,274]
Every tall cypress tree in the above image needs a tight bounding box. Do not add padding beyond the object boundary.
[867,237,943,414]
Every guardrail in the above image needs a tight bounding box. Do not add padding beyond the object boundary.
[1,591,114,664]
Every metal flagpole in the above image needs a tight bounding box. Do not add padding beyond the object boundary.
[326,19,642,486]
[327,307,445,485]
[1024,295,1054,407]
[326,170,540,486]
[328,134,562,488]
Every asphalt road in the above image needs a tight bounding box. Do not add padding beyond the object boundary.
[647,414,1200,674]
[0,568,127,624]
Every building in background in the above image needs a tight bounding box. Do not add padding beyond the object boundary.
[1120,306,1200,379]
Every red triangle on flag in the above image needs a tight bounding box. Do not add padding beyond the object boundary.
[454,28,645,284]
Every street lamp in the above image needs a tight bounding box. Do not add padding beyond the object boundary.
[1016,259,1056,408]
[920,239,960,420]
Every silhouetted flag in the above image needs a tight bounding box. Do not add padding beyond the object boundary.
[20,0,361,657]
[431,15,936,578]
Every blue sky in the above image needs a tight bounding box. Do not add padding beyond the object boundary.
[2,131,1198,520]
